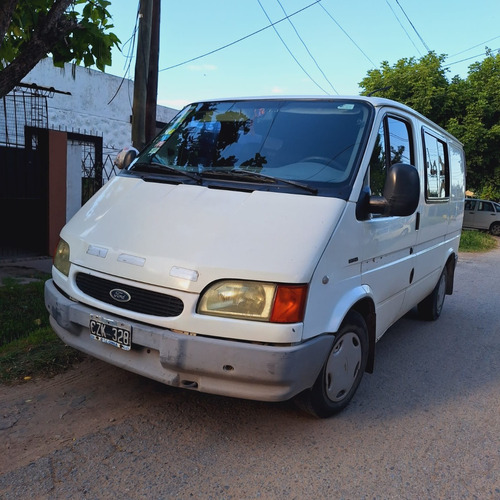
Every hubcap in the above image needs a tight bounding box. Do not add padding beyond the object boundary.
[324,332,362,402]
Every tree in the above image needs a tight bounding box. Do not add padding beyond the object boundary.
[359,51,500,200]
[447,50,500,198]
[359,52,451,125]
[0,0,120,98]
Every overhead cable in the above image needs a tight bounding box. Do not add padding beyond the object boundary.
[447,47,500,67]
[159,0,322,72]
[318,2,377,68]
[108,1,140,105]
[275,0,338,94]
[256,0,330,95]
[394,0,430,52]
[448,35,500,58]
[385,0,422,56]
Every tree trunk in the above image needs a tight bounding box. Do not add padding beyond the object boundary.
[0,0,74,98]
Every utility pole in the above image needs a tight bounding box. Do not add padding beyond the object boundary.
[146,0,160,144]
[132,0,160,150]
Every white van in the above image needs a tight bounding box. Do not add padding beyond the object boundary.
[45,97,465,417]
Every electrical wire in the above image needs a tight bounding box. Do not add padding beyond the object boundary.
[385,0,422,56]
[448,35,500,58]
[275,0,338,94]
[107,1,140,105]
[394,0,430,53]
[318,2,377,68]
[158,0,322,72]
[447,47,500,67]
[256,0,330,95]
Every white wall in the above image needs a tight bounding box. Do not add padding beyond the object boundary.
[24,58,178,152]
[23,59,179,222]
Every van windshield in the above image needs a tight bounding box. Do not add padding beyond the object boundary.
[128,99,373,197]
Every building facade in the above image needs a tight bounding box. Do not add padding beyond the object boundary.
[0,58,178,259]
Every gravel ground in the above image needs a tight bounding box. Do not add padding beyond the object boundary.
[0,248,499,499]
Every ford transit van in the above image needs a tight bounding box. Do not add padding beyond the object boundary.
[45,97,465,417]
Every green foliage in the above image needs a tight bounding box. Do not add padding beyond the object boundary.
[359,50,500,198]
[359,52,450,122]
[459,230,498,252]
[0,277,83,383]
[0,326,84,382]
[0,0,120,71]
[0,278,50,346]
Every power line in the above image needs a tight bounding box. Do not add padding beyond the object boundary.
[385,0,422,56]
[394,0,430,52]
[446,47,500,67]
[318,2,377,68]
[158,0,322,72]
[256,0,330,95]
[275,0,338,94]
[448,35,500,58]
[108,1,140,105]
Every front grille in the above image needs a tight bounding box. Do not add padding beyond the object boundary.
[75,273,184,317]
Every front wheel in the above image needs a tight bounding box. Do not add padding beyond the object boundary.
[418,267,447,321]
[297,311,369,418]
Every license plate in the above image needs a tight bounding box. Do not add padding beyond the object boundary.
[89,315,132,351]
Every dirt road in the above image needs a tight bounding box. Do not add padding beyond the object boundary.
[1,248,499,499]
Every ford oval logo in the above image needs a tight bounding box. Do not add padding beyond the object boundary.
[109,288,132,303]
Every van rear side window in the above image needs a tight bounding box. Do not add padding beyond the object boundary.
[423,131,450,200]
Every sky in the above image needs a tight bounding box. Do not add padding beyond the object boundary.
[105,0,500,111]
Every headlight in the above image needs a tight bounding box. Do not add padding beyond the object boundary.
[54,239,71,276]
[197,280,307,323]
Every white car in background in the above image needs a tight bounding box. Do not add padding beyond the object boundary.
[463,199,500,236]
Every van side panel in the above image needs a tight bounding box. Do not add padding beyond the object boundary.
[303,202,418,341]
[404,136,465,310]
[302,203,363,339]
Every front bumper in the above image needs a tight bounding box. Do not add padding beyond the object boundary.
[45,279,332,402]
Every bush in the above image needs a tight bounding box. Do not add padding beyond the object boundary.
[0,277,83,383]
[459,230,497,252]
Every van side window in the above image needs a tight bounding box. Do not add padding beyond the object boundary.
[368,116,413,196]
[423,131,449,200]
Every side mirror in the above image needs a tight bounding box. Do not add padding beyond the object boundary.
[358,163,420,218]
[114,146,138,170]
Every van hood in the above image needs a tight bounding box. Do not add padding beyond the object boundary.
[62,176,345,292]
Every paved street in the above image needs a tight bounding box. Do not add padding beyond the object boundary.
[1,247,499,499]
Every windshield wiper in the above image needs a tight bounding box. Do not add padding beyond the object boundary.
[224,169,318,195]
[131,161,203,184]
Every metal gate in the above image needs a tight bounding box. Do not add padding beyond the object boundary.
[68,133,120,207]
[0,85,121,259]
[0,87,49,259]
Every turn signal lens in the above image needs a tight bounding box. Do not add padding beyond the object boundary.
[270,284,308,323]
[54,239,71,276]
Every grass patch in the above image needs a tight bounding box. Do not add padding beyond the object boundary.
[0,277,84,383]
[459,230,498,252]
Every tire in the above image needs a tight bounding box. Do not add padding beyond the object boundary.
[297,311,369,418]
[490,222,500,237]
[418,267,447,321]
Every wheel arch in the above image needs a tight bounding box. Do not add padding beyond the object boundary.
[350,298,376,374]
[489,221,500,236]
[444,251,458,295]
[326,294,376,375]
